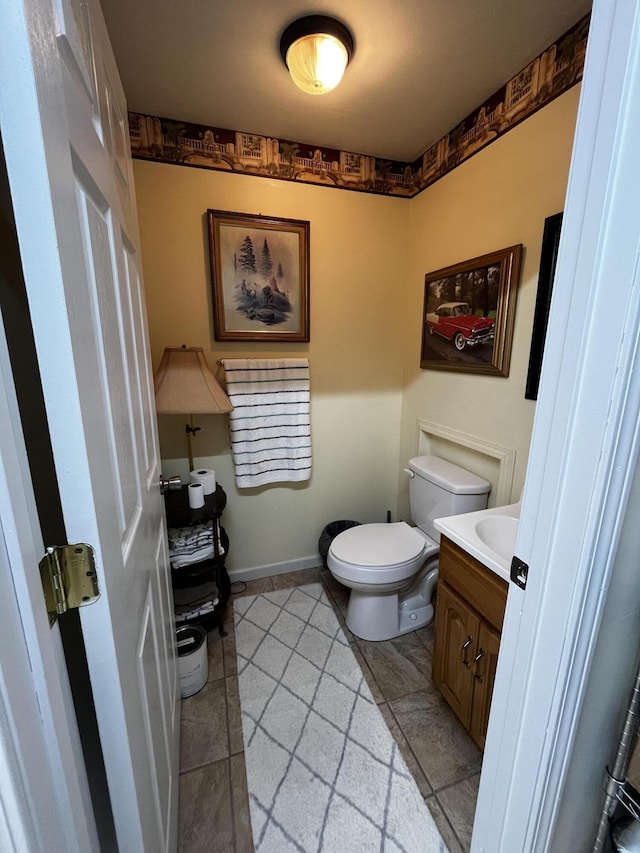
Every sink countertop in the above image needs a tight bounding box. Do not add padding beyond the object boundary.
[434,502,521,583]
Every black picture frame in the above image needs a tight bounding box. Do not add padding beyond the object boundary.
[525,212,563,400]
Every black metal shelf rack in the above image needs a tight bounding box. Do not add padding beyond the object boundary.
[164,483,231,635]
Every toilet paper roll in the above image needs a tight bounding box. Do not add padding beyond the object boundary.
[188,482,205,509]
[190,468,216,495]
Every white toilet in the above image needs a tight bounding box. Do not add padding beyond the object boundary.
[327,455,491,641]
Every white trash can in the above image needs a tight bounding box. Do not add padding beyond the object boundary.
[176,624,208,698]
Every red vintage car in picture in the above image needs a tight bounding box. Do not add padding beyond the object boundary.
[426,302,495,351]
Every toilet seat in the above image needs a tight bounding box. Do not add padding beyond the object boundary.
[330,522,427,567]
[328,522,438,586]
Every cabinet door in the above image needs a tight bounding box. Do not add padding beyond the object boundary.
[433,582,479,728]
[469,620,501,749]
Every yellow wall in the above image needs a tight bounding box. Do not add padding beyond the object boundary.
[134,85,580,576]
[398,86,581,516]
[135,164,409,576]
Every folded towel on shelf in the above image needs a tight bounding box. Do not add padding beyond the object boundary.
[168,522,212,548]
[173,579,219,623]
[167,521,225,568]
[224,358,312,488]
[174,600,219,623]
[173,581,219,610]
[170,545,218,568]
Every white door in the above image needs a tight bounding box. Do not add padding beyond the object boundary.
[0,0,179,850]
[0,313,99,850]
[473,0,640,849]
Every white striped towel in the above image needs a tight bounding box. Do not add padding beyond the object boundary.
[224,358,311,488]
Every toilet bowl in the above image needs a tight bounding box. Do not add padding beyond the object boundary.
[328,522,439,641]
[327,455,491,641]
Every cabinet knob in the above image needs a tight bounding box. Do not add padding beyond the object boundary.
[472,648,485,682]
[461,635,473,668]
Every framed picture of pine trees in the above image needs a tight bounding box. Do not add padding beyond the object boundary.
[207,210,310,342]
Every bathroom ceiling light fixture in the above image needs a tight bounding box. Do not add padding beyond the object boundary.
[154,345,233,471]
[280,15,354,95]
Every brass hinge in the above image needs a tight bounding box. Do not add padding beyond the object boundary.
[39,544,100,627]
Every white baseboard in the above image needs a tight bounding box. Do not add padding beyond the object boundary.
[228,554,323,583]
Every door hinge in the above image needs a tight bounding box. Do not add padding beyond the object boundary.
[510,555,529,590]
[39,544,100,627]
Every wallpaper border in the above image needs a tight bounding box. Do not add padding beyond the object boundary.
[128,14,589,199]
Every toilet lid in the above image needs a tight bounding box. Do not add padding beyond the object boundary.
[330,522,427,568]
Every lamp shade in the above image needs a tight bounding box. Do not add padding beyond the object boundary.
[280,16,354,95]
[154,346,232,414]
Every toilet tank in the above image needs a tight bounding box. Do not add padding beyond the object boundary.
[408,455,490,541]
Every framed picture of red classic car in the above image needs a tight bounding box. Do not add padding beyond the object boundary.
[420,244,523,376]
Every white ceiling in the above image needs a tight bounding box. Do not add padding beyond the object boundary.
[99,0,592,164]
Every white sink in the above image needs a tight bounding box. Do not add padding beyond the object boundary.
[475,515,519,561]
[434,502,521,582]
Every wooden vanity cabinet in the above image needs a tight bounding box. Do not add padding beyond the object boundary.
[433,535,508,750]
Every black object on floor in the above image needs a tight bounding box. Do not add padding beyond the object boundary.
[318,519,361,569]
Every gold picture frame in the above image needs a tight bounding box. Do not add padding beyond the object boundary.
[420,245,523,376]
[207,209,310,342]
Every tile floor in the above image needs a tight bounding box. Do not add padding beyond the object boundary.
[177,567,482,853]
